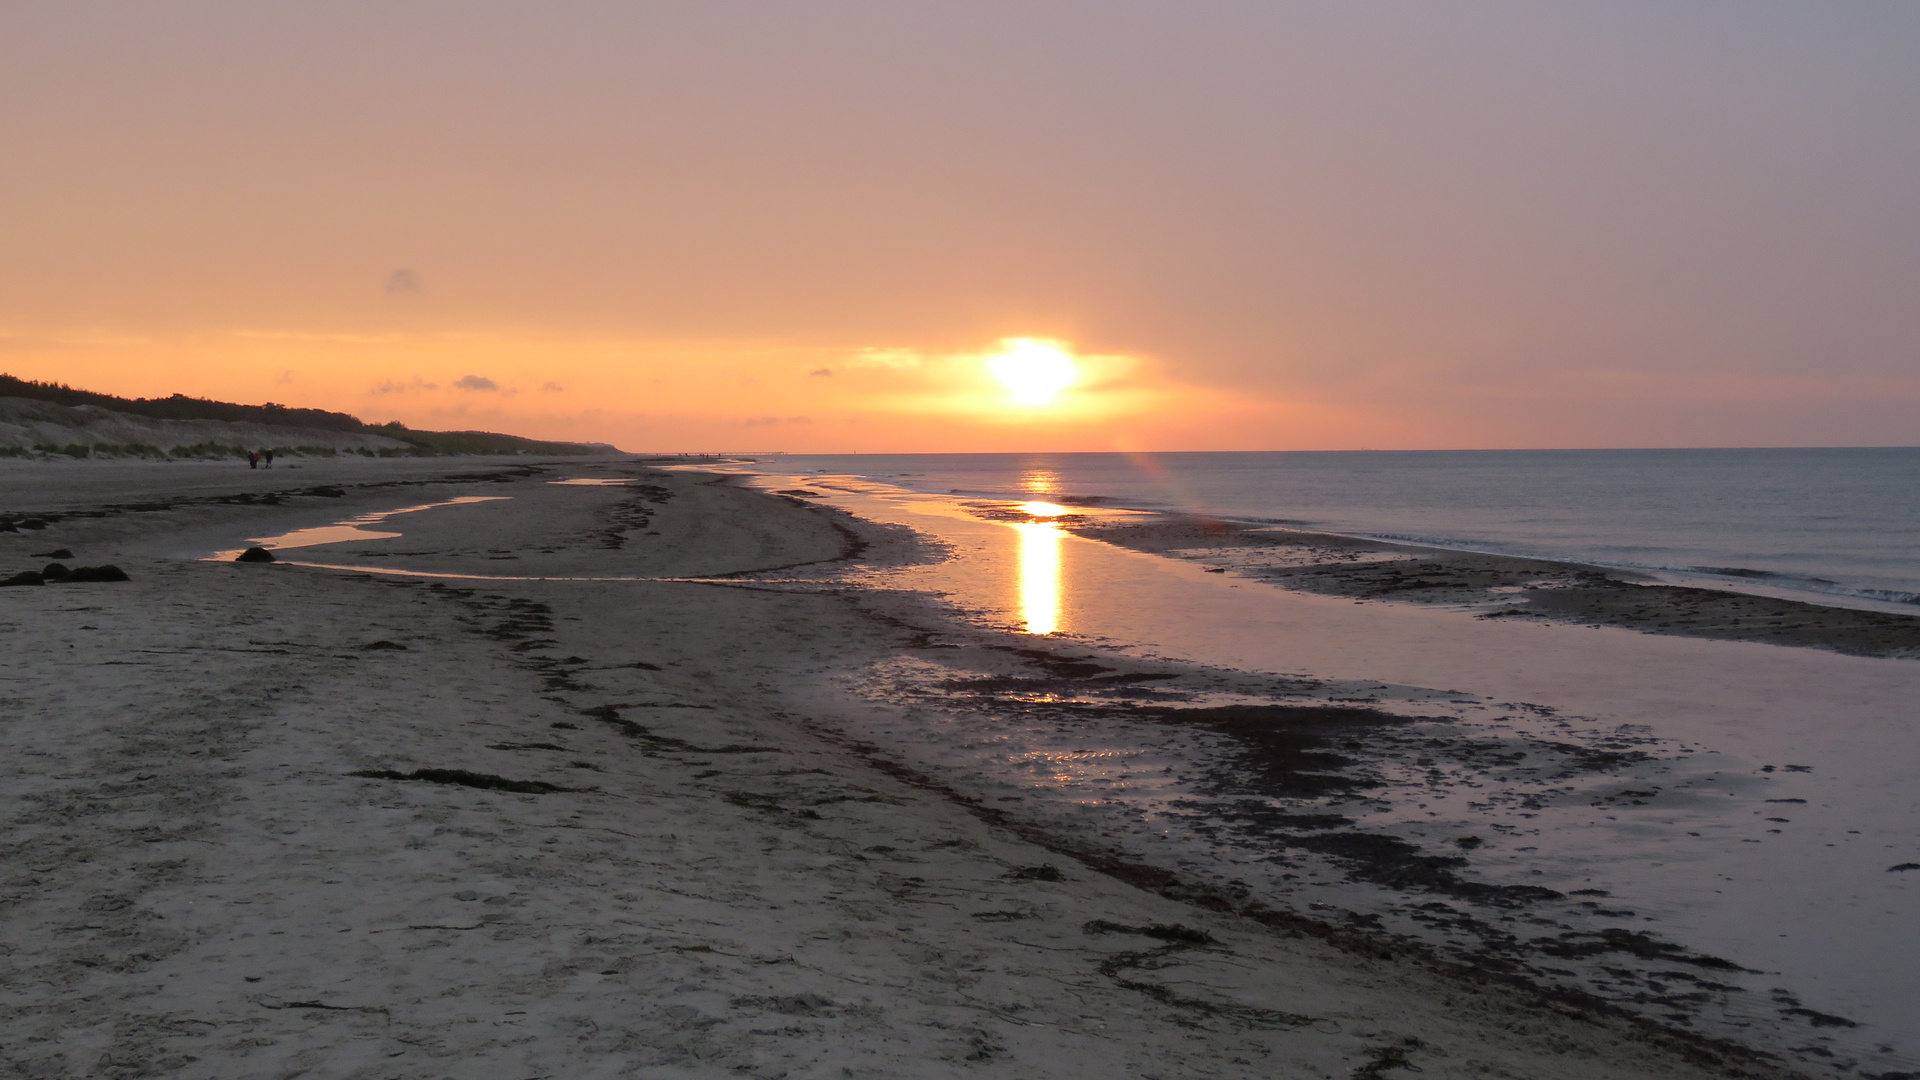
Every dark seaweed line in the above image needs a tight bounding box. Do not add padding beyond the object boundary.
[785,713,1811,1080]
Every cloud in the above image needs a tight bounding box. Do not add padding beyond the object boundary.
[372,377,439,394]
[809,368,833,377]
[453,374,499,391]
[845,348,923,370]
[385,269,421,294]
[541,381,564,392]
[742,415,812,426]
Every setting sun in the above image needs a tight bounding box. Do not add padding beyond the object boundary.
[988,340,1078,405]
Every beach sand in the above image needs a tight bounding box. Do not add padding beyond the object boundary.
[0,459,1810,1078]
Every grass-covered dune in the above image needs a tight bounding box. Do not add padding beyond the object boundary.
[0,375,620,459]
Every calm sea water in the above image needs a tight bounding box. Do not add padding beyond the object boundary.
[758,448,1920,606]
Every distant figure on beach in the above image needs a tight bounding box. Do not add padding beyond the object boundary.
[247,451,258,469]
[263,449,275,468]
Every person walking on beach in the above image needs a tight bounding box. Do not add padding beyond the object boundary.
[263,449,274,468]
[247,451,258,469]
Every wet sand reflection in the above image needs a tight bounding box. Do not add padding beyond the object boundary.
[1014,520,1063,634]
[206,496,508,561]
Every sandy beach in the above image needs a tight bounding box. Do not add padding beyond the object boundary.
[0,457,1876,1078]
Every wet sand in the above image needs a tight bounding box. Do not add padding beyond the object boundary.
[1065,514,1920,659]
[0,457,1800,1079]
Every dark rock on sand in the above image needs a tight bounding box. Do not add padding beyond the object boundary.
[1,571,44,587]
[63,565,130,582]
[32,549,74,559]
[235,547,276,563]
[40,563,69,581]
[362,640,409,651]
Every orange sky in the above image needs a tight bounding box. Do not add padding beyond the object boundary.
[4,4,1919,452]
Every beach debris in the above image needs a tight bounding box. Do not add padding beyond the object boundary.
[1087,925,1318,1028]
[31,548,73,559]
[1531,927,1748,970]
[348,767,590,794]
[0,571,43,586]
[1003,863,1063,881]
[1782,1006,1860,1028]
[1351,1039,1425,1079]
[729,993,836,1017]
[722,790,820,819]
[580,703,775,755]
[1083,919,1214,945]
[256,997,391,1018]
[235,546,276,563]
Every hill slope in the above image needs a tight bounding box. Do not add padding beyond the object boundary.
[0,375,620,459]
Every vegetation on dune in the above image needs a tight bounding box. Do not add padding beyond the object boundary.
[0,373,366,431]
[0,373,618,457]
[366,422,614,456]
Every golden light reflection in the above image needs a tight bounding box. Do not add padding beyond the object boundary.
[1020,501,1069,517]
[1019,467,1062,496]
[1013,521,1063,635]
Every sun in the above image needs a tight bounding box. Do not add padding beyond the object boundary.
[988,339,1078,405]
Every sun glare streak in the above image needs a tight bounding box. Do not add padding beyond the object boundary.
[989,339,1078,405]
[1019,467,1062,496]
[1020,501,1069,517]
[1014,521,1063,635]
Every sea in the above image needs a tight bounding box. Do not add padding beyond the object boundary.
[729,447,1920,1077]
[753,447,1920,609]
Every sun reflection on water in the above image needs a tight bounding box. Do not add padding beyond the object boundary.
[1018,467,1062,496]
[1013,521,1063,634]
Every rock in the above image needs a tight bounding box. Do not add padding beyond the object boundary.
[235,547,276,563]
[0,571,44,587]
[362,640,409,651]
[40,563,70,581]
[18,518,47,530]
[32,549,74,559]
[65,565,130,583]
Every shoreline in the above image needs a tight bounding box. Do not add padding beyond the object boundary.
[1055,511,1920,659]
[0,457,1874,1078]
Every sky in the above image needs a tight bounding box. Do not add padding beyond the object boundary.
[3,2,1918,452]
